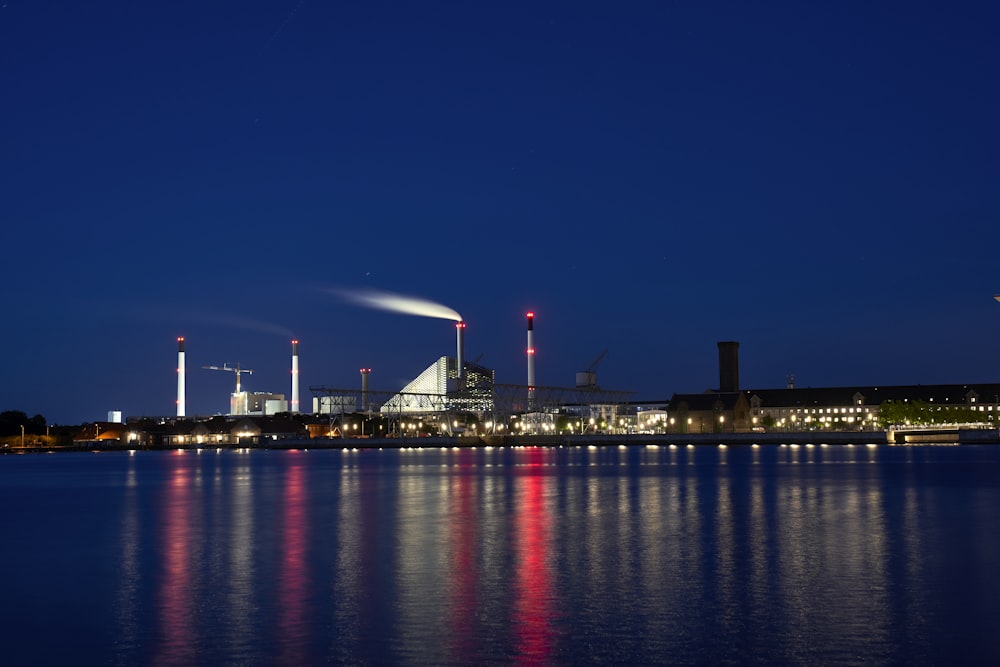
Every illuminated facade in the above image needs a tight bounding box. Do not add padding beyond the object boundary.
[662,341,1000,433]
[230,391,287,416]
[660,384,1000,434]
[381,356,495,416]
[745,384,1000,431]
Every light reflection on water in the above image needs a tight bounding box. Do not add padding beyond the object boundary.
[155,454,197,665]
[1,444,1000,664]
[278,457,307,664]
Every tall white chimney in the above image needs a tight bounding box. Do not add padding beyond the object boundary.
[361,368,371,412]
[526,312,536,410]
[290,340,300,414]
[455,321,466,379]
[176,337,186,417]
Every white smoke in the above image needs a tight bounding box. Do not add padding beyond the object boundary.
[189,313,296,338]
[329,287,462,322]
[134,305,296,338]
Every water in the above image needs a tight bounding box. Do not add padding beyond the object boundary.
[1,444,999,665]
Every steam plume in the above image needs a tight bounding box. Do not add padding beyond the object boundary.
[329,287,462,322]
[188,313,296,338]
[135,305,295,338]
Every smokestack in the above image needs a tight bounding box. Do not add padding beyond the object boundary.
[526,311,536,410]
[361,368,371,412]
[455,321,466,379]
[176,337,186,417]
[291,340,300,414]
[718,341,740,393]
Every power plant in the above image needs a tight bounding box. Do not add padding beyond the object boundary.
[129,295,1000,444]
[166,298,640,436]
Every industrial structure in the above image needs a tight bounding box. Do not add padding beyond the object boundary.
[165,306,639,432]
[526,311,536,410]
[95,318,991,445]
[576,348,608,389]
[717,341,740,393]
[159,300,1000,443]
[290,340,300,414]
[202,363,266,415]
[310,314,632,434]
[173,342,291,417]
[176,337,185,418]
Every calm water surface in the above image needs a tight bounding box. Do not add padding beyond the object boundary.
[1,444,999,665]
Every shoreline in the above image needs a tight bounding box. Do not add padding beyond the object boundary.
[5,428,1000,454]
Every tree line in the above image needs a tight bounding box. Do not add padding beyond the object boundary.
[0,410,47,437]
[876,400,983,429]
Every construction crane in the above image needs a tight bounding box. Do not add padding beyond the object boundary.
[576,348,608,389]
[202,363,254,394]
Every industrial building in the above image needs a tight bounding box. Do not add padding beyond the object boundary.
[175,339,299,418]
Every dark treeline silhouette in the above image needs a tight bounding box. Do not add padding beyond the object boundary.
[0,410,47,437]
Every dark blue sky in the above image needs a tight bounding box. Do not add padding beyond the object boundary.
[3,1,999,424]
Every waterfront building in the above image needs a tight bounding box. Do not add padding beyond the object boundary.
[162,416,307,446]
[653,383,1000,434]
[744,383,1000,431]
[664,392,751,433]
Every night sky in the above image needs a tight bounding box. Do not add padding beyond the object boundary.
[3,1,999,425]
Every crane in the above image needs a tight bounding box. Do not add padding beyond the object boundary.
[202,363,254,394]
[576,349,608,389]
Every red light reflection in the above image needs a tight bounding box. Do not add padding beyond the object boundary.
[155,456,195,664]
[514,447,555,664]
[278,458,308,662]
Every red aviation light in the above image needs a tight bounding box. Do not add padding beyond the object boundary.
[292,339,299,345]
[526,311,534,319]
[456,321,466,329]
[527,347,536,355]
